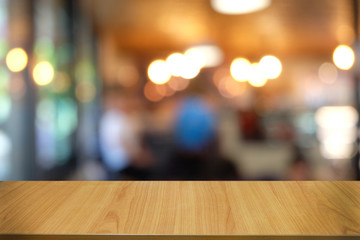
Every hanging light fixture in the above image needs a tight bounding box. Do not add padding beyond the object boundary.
[211,0,271,15]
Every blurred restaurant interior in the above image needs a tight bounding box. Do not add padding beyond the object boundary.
[0,0,360,180]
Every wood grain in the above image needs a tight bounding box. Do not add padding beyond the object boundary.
[0,181,359,239]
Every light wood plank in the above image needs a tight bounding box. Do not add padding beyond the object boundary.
[0,181,359,238]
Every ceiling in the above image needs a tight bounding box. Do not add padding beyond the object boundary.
[81,0,355,61]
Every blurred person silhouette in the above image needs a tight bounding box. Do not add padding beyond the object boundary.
[99,93,141,179]
[167,95,239,180]
[99,108,131,179]
[120,132,155,180]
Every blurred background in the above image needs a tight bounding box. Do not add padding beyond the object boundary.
[0,0,360,180]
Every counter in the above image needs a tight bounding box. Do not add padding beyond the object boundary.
[0,181,359,239]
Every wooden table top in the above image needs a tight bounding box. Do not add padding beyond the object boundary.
[0,181,359,239]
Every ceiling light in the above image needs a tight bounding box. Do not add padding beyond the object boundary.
[211,0,271,15]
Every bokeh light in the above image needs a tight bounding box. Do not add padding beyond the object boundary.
[179,55,201,79]
[76,81,96,103]
[52,72,71,93]
[258,55,282,79]
[154,83,166,97]
[230,58,251,82]
[33,61,55,86]
[315,106,358,128]
[317,127,356,145]
[211,0,271,15]
[148,59,171,85]
[315,106,358,160]
[248,63,268,87]
[185,45,223,68]
[184,48,206,69]
[333,45,355,70]
[318,62,338,84]
[168,77,190,91]
[165,52,201,80]
[218,77,246,98]
[320,143,355,160]
[165,86,176,97]
[144,81,164,102]
[157,84,175,97]
[6,48,28,72]
[166,53,186,77]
